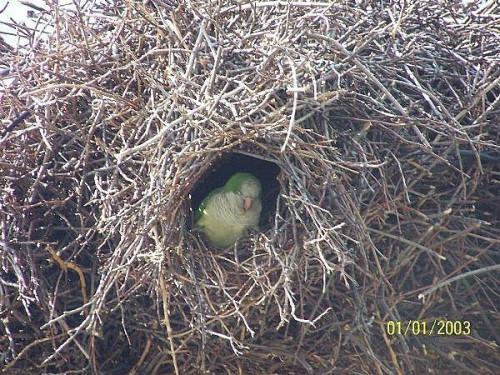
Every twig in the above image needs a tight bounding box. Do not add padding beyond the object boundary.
[418,264,500,300]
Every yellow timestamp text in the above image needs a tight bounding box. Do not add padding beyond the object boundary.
[385,320,471,336]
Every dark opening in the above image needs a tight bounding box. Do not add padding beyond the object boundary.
[190,152,281,229]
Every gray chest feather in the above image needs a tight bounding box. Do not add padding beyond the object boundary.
[207,191,261,228]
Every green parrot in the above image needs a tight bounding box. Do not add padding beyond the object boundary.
[194,172,262,248]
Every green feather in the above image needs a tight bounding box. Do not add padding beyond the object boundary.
[224,172,261,194]
[194,187,223,224]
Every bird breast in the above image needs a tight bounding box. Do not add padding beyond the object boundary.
[209,191,261,227]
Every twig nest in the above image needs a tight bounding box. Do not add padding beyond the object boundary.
[1,1,499,374]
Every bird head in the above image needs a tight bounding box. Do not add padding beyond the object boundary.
[224,172,262,211]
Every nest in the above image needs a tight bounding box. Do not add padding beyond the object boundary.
[1,1,499,374]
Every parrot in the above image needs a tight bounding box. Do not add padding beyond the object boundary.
[194,172,262,248]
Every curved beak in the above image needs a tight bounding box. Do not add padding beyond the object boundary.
[243,197,253,210]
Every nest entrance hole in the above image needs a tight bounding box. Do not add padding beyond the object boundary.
[190,152,281,229]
